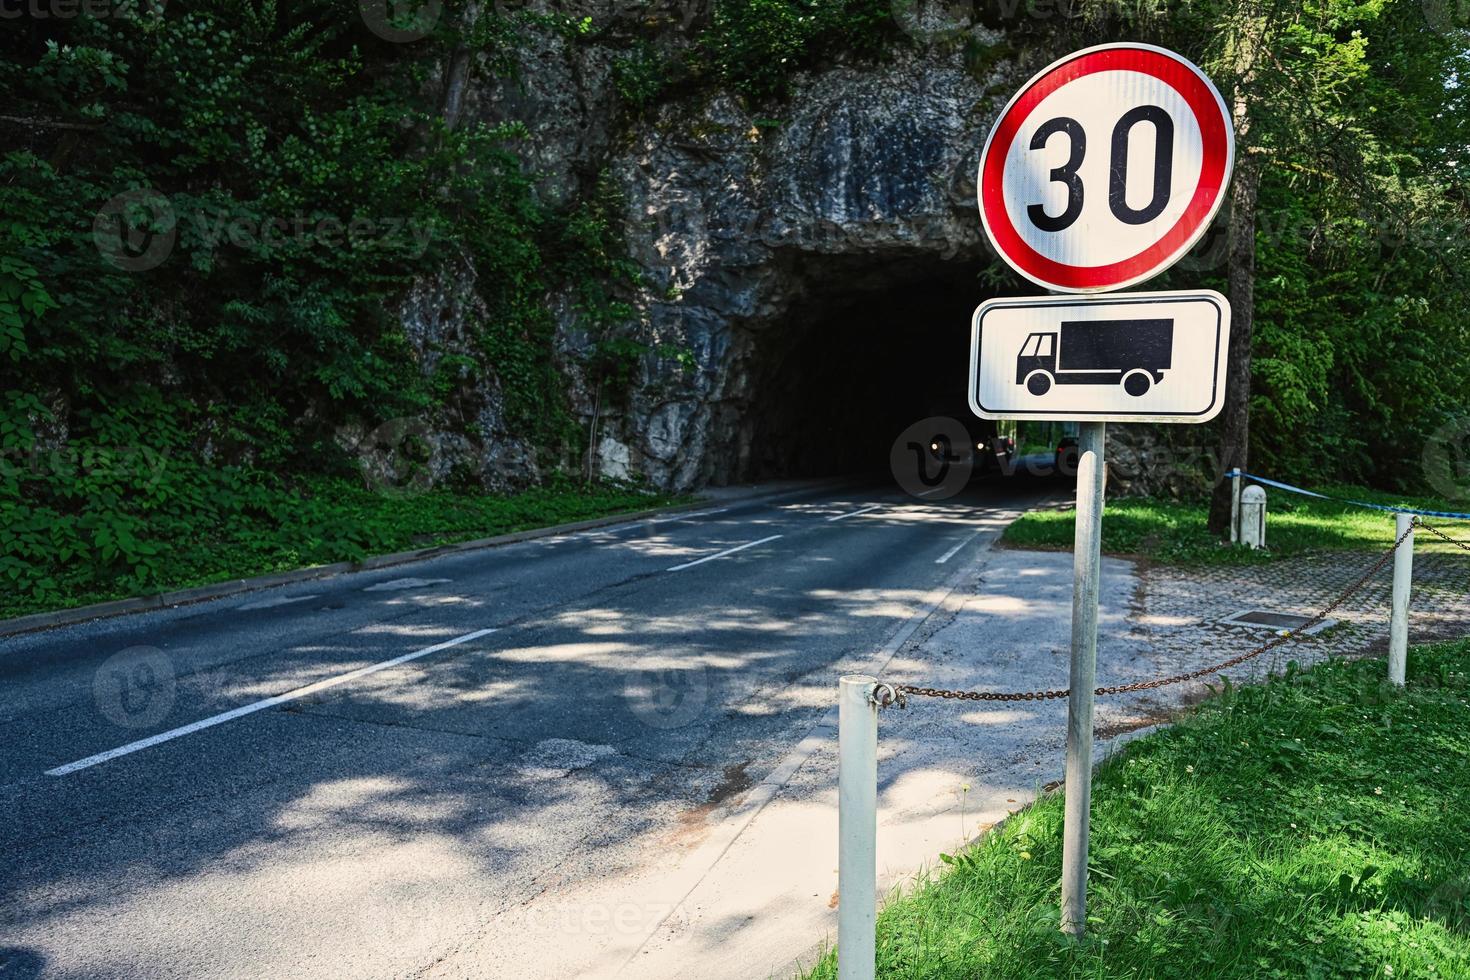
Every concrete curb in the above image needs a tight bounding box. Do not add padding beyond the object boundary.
[0,484,847,640]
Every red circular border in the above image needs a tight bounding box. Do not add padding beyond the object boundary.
[979,47,1231,291]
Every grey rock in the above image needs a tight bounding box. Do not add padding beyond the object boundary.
[407,10,1028,492]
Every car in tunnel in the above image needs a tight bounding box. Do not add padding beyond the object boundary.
[919,423,1015,476]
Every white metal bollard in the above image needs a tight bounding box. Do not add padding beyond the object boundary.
[838,675,878,980]
[1388,513,1415,686]
[1240,485,1267,549]
[1230,470,1243,543]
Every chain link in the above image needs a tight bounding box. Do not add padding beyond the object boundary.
[886,521,1420,707]
[1420,519,1470,554]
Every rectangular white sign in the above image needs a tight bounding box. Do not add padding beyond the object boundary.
[968,289,1231,423]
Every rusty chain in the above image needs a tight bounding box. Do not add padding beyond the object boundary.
[1420,519,1470,555]
[878,520,1423,709]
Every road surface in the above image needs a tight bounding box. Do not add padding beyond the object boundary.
[1,477,1054,979]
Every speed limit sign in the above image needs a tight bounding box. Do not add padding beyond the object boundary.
[978,43,1234,293]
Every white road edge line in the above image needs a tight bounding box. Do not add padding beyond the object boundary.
[936,529,986,564]
[825,504,881,522]
[45,627,499,777]
[665,534,783,572]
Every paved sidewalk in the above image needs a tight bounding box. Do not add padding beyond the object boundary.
[619,549,1167,980]
[445,546,1167,980]
[617,546,1470,979]
[429,541,1470,980]
[1143,546,1470,683]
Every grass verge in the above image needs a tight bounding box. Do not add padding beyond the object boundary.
[1003,486,1470,565]
[802,640,1470,979]
[3,478,688,620]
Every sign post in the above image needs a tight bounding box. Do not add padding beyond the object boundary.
[1061,420,1105,935]
[971,42,1235,937]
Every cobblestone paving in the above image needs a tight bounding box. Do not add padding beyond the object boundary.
[1139,540,1470,688]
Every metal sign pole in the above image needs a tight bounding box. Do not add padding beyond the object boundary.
[1060,420,1105,936]
[838,675,878,979]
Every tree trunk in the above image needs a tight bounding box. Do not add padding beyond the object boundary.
[1208,146,1262,534]
[439,3,480,131]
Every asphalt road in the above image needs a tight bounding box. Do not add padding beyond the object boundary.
[0,475,1056,980]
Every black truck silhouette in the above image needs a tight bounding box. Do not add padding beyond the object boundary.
[1016,318,1174,397]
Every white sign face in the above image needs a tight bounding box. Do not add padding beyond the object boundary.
[968,290,1231,422]
[978,44,1234,293]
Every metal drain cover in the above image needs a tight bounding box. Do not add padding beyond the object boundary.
[1218,609,1336,635]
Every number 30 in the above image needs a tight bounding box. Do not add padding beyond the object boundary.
[1026,105,1174,232]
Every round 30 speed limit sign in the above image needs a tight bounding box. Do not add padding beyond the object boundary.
[978,43,1234,293]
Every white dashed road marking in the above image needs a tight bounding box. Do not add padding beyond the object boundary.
[364,577,451,592]
[666,535,784,572]
[825,505,881,522]
[647,508,729,524]
[46,628,498,777]
[238,594,320,611]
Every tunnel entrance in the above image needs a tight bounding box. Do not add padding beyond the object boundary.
[740,254,998,481]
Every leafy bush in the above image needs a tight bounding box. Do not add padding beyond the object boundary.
[701,0,897,101]
[0,4,641,614]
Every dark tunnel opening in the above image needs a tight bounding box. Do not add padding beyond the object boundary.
[743,254,1003,482]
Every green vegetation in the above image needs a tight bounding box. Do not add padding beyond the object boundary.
[5,0,1469,617]
[1036,0,1470,495]
[700,0,896,101]
[1,476,683,620]
[1,5,666,617]
[602,0,900,107]
[802,639,1470,978]
[1003,488,1470,565]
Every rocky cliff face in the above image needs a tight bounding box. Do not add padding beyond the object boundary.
[604,52,1001,490]
[367,2,1004,492]
[403,4,1201,497]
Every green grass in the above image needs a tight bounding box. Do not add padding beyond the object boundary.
[802,640,1470,979]
[3,478,688,620]
[1003,486,1470,565]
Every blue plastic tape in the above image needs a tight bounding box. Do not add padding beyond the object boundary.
[1224,470,1470,521]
